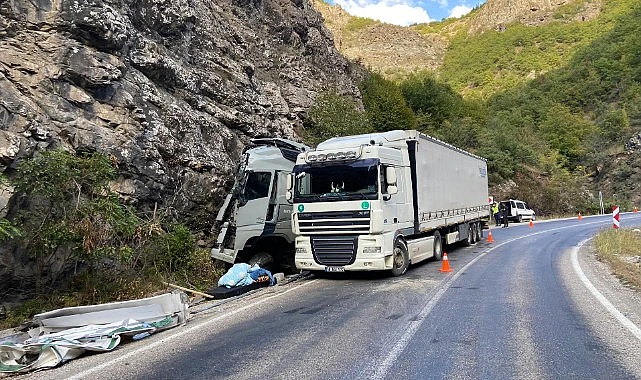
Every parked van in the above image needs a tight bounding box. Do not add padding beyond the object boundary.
[499,199,535,223]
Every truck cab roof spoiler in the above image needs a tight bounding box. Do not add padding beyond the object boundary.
[250,138,310,162]
[251,138,309,152]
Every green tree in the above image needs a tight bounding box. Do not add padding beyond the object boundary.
[538,104,597,165]
[360,73,415,132]
[306,90,371,145]
[400,73,463,129]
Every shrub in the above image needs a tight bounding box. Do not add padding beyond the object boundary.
[306,89,372,145]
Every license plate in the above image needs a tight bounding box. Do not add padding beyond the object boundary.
[325,266,345,272]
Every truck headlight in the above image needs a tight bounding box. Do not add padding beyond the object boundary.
[363,246,381,254]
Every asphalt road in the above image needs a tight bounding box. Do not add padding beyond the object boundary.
[16,213,641,380]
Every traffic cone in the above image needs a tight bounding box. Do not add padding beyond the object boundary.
[578,212,582,220]
[439,252,453,273]
[487,230,494,243]
[529,220,534,228]
[634,207,638,213]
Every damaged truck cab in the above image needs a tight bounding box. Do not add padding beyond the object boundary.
[211,138,309,271]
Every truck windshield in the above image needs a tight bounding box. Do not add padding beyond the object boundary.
[242,171,271,202]
[293,159,379,202]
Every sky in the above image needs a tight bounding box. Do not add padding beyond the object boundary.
[326,0,486,27]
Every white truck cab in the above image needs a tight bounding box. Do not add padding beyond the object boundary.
[288,130,489,276]
[211,138,309,271]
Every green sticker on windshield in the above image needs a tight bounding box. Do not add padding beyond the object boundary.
[361,201,370,210]
[298,204,304,212]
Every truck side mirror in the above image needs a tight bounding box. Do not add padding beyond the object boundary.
[385,166,397,185]
[286,190,292,201]
[286,173,293,190]
[387,185,398,195]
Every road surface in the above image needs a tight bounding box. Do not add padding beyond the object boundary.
[17,213,641,379]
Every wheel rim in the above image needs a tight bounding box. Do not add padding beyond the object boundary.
[393,247,404,268]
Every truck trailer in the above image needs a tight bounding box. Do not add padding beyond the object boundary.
[211,138,309,271]
[288,130,489,276]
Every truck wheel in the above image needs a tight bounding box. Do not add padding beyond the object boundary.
[248,251,275,271]
[433,231,443,261]
[518,215,523,223]
[477,222,483,241]
[390,240,409,276]
[471,223,479,244]
[463,224,473,246]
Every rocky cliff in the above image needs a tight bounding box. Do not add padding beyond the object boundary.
[467,0,602,34]
[0,0,360,230]
[312,0,447,78]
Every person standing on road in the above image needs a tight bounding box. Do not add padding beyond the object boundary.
[492,202,500,226]
[500,203,509,228]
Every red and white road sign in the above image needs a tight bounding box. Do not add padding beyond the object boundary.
[612,205,620,229]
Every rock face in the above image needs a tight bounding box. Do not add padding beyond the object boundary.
[0,0,360,229]
[313,0,447,77]
[468,0,602,34]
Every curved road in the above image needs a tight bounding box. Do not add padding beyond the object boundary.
[22,214,641,380]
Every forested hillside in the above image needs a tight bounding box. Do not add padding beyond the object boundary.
[312,0,641,215]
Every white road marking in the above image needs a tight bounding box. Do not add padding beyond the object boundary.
[68,279,318,380]
[370,219,611,380]
[571,238,641,341]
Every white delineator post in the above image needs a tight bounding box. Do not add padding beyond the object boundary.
[612,205,620,229]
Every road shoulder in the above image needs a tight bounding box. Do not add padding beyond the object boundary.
[560,239,641,376]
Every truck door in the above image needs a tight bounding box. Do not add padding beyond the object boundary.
[235,171,273,250]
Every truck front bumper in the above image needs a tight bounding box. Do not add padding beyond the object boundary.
[294,235,394,272]
[296,256,389,271]
[210,248,236,264]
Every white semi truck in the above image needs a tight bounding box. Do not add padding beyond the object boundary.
[288,130,489,276]
[211,138,309,271]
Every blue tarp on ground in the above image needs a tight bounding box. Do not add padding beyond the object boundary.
[217,263,274,288]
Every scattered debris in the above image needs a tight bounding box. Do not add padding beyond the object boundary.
[0,291,189,374]
[162,282,215,299]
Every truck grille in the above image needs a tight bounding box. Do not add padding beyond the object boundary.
[311,235,358,266]
[298,210,370,234]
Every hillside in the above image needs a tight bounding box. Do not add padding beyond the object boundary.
[313,0,641,213]
[313,0,601,83]
[312,0,448,78]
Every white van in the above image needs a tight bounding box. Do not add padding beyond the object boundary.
[499,199,535,223]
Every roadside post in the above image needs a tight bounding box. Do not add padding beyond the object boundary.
[612,205,620,229]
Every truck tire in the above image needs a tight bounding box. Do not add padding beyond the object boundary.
[463,224,474,246]
[471,223,479,244]
[248,251,275,271]
[390,240,409,276]
[476,222,483,241]
[433,231,443,261]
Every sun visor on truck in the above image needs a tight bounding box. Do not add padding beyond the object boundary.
[293,158,380,171]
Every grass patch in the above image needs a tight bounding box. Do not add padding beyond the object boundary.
[594,228,641,289]
[344,16,376,32]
